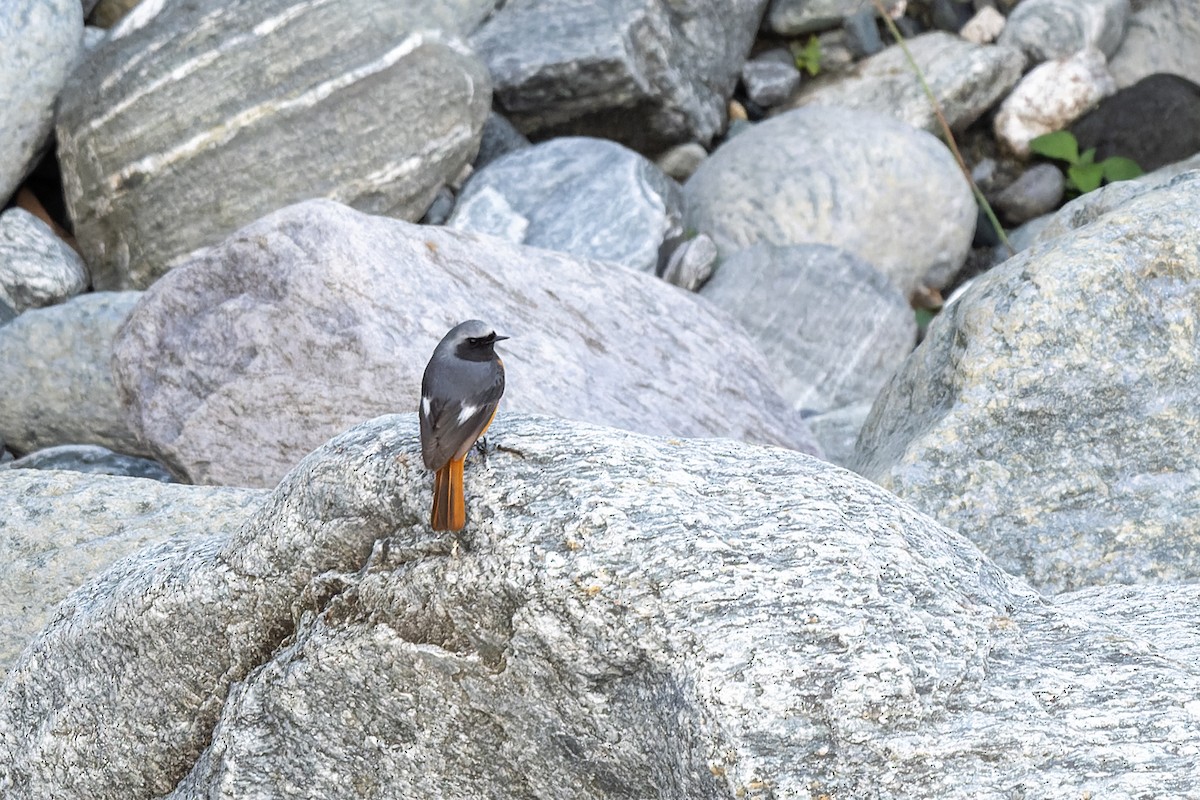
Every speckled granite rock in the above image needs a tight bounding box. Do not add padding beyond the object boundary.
[111,199,819,487]
[854,171,1200,594]
[57,0,492,289]
[0,468,263,675]
[684,106,976,293]
[5,414,1200,799]
[0,292,145,455]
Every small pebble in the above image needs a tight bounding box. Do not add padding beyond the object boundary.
[655,142,708,181]
[420,186,455,225]
[660,233,718,291]
[741,50,801,108]
[960,6,1006,43]
[843,9,883,58]
[993,163,1065,225]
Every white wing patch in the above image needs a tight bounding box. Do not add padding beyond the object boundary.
[421,395,432,417]
[457,404,478,425]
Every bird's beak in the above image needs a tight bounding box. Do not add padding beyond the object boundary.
[492,334,510,343]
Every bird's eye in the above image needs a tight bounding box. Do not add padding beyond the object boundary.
[467,337,480,345]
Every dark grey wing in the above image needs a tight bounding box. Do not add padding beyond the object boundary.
[419,360,505,470]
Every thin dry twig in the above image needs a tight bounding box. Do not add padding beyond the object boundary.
[868,0,1013,257]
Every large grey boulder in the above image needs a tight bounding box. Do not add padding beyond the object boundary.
[1108,0,1200,87]
[998,0,1130,62]
[0,469,263,676]
[111,199,818,488]
[0,0,82,205]
[0,207,89,312]
[853,171,1200,594]
[447,136,684,275]
[789,32,1026,134]
[699,244,915,413]
[0,292,145,455]
[471,0,767,152]
[685,107,976,294]
[4,414,1200,799]
[57,0,492,290]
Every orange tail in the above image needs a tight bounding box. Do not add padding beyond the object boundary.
[431,458,466,531]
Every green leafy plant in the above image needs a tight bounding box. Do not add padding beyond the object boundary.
[791,35,821,77]
[1028,131,1144,194]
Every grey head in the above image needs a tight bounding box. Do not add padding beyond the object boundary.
[437,319,509,362]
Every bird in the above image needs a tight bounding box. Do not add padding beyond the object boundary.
[418,320,508,531]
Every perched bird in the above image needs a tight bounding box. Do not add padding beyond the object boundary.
[418,320,507,531]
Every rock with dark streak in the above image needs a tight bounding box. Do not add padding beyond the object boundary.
[57,0,492,289]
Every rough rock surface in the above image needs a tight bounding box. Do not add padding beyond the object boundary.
[993,48,1116,158]
[699,244,915,413]
[1108,0,1200,87]
[57,0,492,289]
[0,208,89,312]
[853,171,1200,594]
[0,292,145,455]
[0,468,263,675]
[448,136,684,274]
[471,0,767,152]
[997,0,1129,62]
[0,0,82,204]
[4,414,1200,799]
[789,32,1026,133]
[685,106,976,294]
[111,199,818,488]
